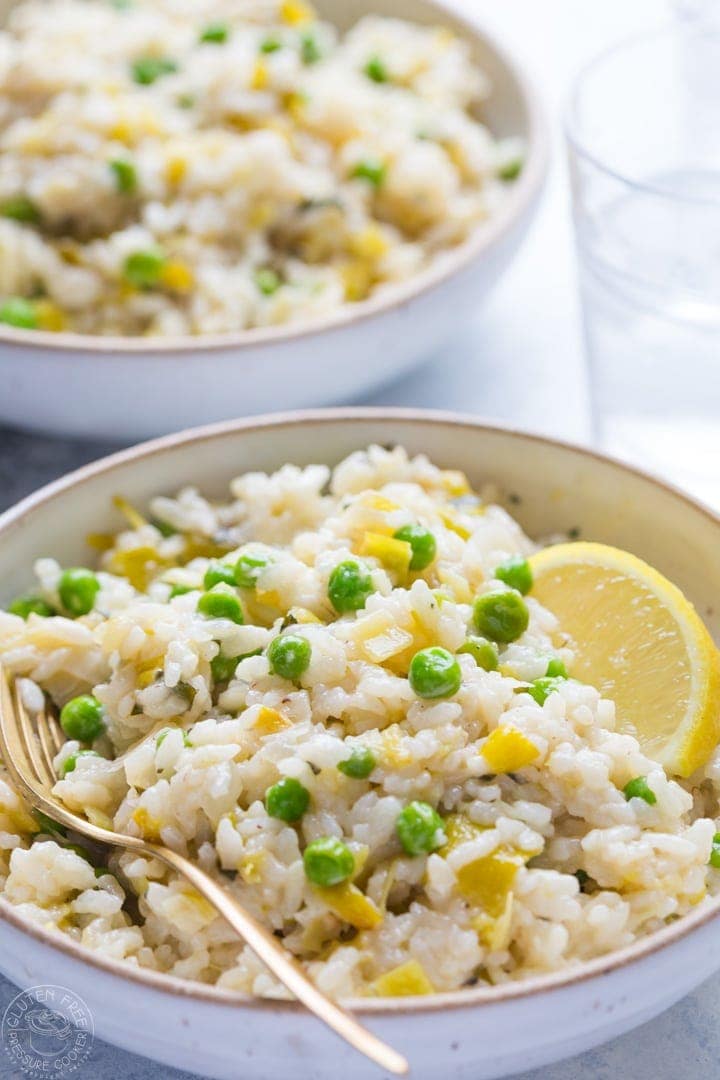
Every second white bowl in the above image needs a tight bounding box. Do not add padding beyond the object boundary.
[0,0,547,441]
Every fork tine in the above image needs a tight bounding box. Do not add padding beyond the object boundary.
[0,663,109,838]
[36,709,59,783]
[12,680,55,789]
[0,664,39,799]
[47,711,65,754]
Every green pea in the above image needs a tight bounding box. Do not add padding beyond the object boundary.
[109,158,138,194]
[623,776,656,805]
[254,267,281,295]
[300,32,322,64]
[409,647,461,700]
[61,749,101,777]
[338,747,375,779]
[260,36,282,53]
[494,556,533,595]
[0,297,38,329]
[303,836,354,886]
[498,155,523,182]
[364,55,388,82]
[351,159,386,187]
[328,560,373,613]
[457,635,498,672]
[710,833,720,869]
[234,553,269,589]
[473,591,529,643]
[169,584,195,598]
[1,195,40,223]
[60,695,105,742]
[197,589,244,624]
[265,777,310,822]
[545,658,568,679]
[203,561,236,589]
[393,525,436,571]
[396,801,445,856]
[268,634,311,681]
[527,676,566,706]
[8,595,54,619]
[131,56,178,85]
[123,250,166,288]
[58,567,100,617]
[200,22,229,44]
[210,652,239,683]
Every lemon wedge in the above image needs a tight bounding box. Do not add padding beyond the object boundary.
[529,542,720,777]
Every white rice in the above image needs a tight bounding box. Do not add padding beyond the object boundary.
[0,0,522,336]
[0,444,718,1000]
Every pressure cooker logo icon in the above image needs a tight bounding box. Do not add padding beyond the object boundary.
[2,984,94,1075]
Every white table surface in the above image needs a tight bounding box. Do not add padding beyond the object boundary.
[3,1,717,1077]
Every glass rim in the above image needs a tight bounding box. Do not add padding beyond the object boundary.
[565,21,720,208]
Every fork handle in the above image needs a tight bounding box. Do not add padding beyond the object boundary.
[145,842,408,1076]
[0,666,405,1073]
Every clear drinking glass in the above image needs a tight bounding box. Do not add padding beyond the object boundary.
[567,24,720,505]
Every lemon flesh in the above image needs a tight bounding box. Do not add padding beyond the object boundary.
[529,542,720,777]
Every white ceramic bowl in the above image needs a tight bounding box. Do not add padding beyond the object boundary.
[0,0,548,441]
[1,409,720,1080]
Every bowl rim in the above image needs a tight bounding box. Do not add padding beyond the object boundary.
[0,0,549,356]
[1,406,720,1015]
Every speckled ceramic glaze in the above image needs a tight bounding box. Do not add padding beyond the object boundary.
[0,0,548,441]
[1,409,720,1079]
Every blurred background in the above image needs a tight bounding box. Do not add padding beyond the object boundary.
[5,0,714,502]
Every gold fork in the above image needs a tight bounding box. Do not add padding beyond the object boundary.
[0,664,408,1075]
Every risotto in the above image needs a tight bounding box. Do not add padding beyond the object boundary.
[0,445,718,1000]
[0,0,521,337]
